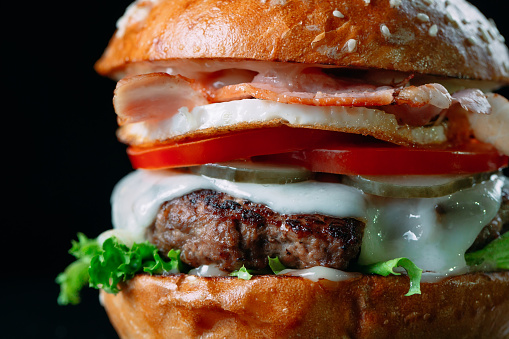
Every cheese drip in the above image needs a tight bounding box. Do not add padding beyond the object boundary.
[109,170,503,275]
[358,176,503,274]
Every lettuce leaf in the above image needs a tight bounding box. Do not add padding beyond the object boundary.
[57,234,184,305]
[228,257,285,280]
[230,265,253,280]
[56,233,101,305]
[465,232,509,270]
[69,232,101,259]
[56,259,93,305]
[143,249,184,275]
[359,257,423,296]
[89,238,185,293]
[268,256,286,274]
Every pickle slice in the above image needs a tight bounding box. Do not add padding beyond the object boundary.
[342,172,498,198]
[190,161,313,184]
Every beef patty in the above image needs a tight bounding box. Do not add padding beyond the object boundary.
[148,189,365,272]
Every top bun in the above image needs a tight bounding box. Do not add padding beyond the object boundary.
[95,0,509,83]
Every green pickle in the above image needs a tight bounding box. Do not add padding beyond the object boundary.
[343,171,498,198]
[190,161,313,184]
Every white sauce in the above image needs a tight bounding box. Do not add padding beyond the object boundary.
[188,264,230,277]
[278,267,361,282]
[97,228,141,247]
[107,170,504,279]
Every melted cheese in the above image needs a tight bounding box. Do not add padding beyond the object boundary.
[109,170,504,276]
[358,176,503,274]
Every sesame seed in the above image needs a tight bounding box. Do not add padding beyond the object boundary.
[417,13,430,22]
[488,21,507,43]
[466,36,477,46]
[345,39,358,53]
[389,0,402,8]
[312,32,326,43]
[445,12,459,27]
[363,0,370,4]
[306,25,321,31]
[333,10,344,18]
[478,26,491,43]
[487,27,496,41]
[380,24,391,38]
[428,24,438,37]
[489,21,506,42]
[422,0,434,5]
[487,45,493,56]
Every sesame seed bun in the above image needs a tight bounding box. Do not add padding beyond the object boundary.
[101,272,509,339]
[95,0,509,82]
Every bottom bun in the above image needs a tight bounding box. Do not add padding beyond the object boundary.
[101,272,509,339]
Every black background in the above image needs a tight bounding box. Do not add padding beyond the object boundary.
[7,1,509,338]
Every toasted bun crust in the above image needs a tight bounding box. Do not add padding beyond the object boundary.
[101,272,509,339]
[95,0,509,82]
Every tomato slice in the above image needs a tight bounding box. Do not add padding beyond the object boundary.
[127,127,508,175]
[254,139,508,175]
[127,127,343,169]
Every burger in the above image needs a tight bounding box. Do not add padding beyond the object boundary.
[57,0,509,337]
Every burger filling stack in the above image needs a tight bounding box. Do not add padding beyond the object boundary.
[58,0,509,337]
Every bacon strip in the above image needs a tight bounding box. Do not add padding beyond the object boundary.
[211,70,454,110]
[395,84,452,109]
[210,69,396,106]
[114,73,209,125]
[211,82,396,106]
[452,89,491,114]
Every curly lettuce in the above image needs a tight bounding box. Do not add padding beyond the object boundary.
[466,232,509,271]
[56,234,184,305]
[58,231,509,305]
[56,233,101,305]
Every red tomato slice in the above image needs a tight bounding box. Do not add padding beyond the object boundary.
[127,127,343,169]
[127,127,508,175]
[254,139,508,175]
